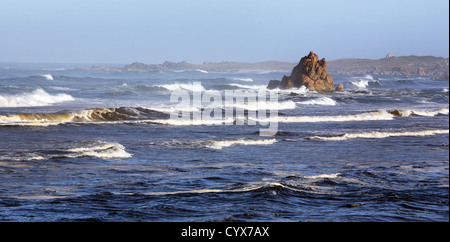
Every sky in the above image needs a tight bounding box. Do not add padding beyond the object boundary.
[0,0,448,64]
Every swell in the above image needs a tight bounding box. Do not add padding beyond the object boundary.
[306,129,449,141]
[0,107,447,126]
[0,141,132,161]
[151,138,277,150]
[0,88,74,108]
[0,107,169,126]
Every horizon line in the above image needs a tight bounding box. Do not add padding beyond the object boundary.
[1,54,449,66]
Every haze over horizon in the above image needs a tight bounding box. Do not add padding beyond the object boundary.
[0,0,448,64]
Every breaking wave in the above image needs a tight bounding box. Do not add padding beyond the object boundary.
[1,107,447,127]
[229,83,267,91]
[155,83,206,92]
[347,75,382,89]
[41,74,54,80]
[150,117,236,126]
[204,138,277,149]
[0,107,168,126]
[297,97,337,106]
[232,100,297,110]
[232,77,254,82]
[307,129,449,141]
[251,110,395,123]
[0,88,74,107]
[150,138,277,150]
[304,173,340,179]
[387,107,449,117]
[2,141,132,161]
[66,142,132,159]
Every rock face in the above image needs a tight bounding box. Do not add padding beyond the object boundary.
[266,80,281,90]
[335,84,344,92]
[274,51,334,93]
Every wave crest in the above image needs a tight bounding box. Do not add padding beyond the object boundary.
[0,107,169,126]
[0,88,74,107]
[205,138,277,149]
[387,108,449,117]
[307,129,449,141]
[297,97,337,106]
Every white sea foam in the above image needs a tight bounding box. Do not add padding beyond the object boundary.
[278,85,311,95]
[156,83,206,92]
[194,69,208,73]
[350,80,370,89]
[307,129,449,141]
[349,74,383,89]
[49,86,77,91]
[229,83,267,91]
[412,108,449,116]
[145,106,201,113]
[304,173,340,179]
[232,100,297,110]
[388,108,449,117]
[251,110,395,124]
[41,74,54,80]
[204,138,277,149]
[1,142,132,161]
[364,74,374,80]
[151,117,236,126]
[297,97,337,106]
[67,142,133,159]
[0,88,74,107]
[232,77,254,82]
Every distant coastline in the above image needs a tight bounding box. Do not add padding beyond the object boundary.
[2,54,448,77]
[87,54,449,77]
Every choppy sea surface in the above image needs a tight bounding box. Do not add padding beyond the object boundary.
[0,64,448,221]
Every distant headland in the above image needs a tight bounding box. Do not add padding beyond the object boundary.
[90,53,449,77]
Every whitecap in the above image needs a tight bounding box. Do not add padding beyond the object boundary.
[297,97,337,106]
[251,110,395,124]
[232,77,254,82]
[204,138,277,149]
[304,173,340,179]
[67,142,133,159]
[194,69,208,73]
[229,83,267,91]
[0,88,74,107]
[232,100,297,110]
[41,74,54,80]
[363,74,374,80]
[350,80,369,89]
[388,107,449,117]
[156,83,206,92]
[151,117,236,126]
[307,129,449,141]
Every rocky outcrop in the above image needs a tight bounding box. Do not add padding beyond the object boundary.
[279,75,295,89]
[335,84,344,92]
[267,80,281,90]
[269,51,334,93]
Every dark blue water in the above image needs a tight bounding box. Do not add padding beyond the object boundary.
[0,65,448,221]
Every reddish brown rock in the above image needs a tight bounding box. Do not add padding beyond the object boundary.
[278,51,334,93]
[335,84,344,92]
[279,75,295,89]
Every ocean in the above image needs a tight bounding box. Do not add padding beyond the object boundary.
[0,64,448,222]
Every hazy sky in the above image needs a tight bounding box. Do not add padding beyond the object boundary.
[0,0,448,64]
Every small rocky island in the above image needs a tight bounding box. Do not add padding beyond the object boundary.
[267,51,335,93]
